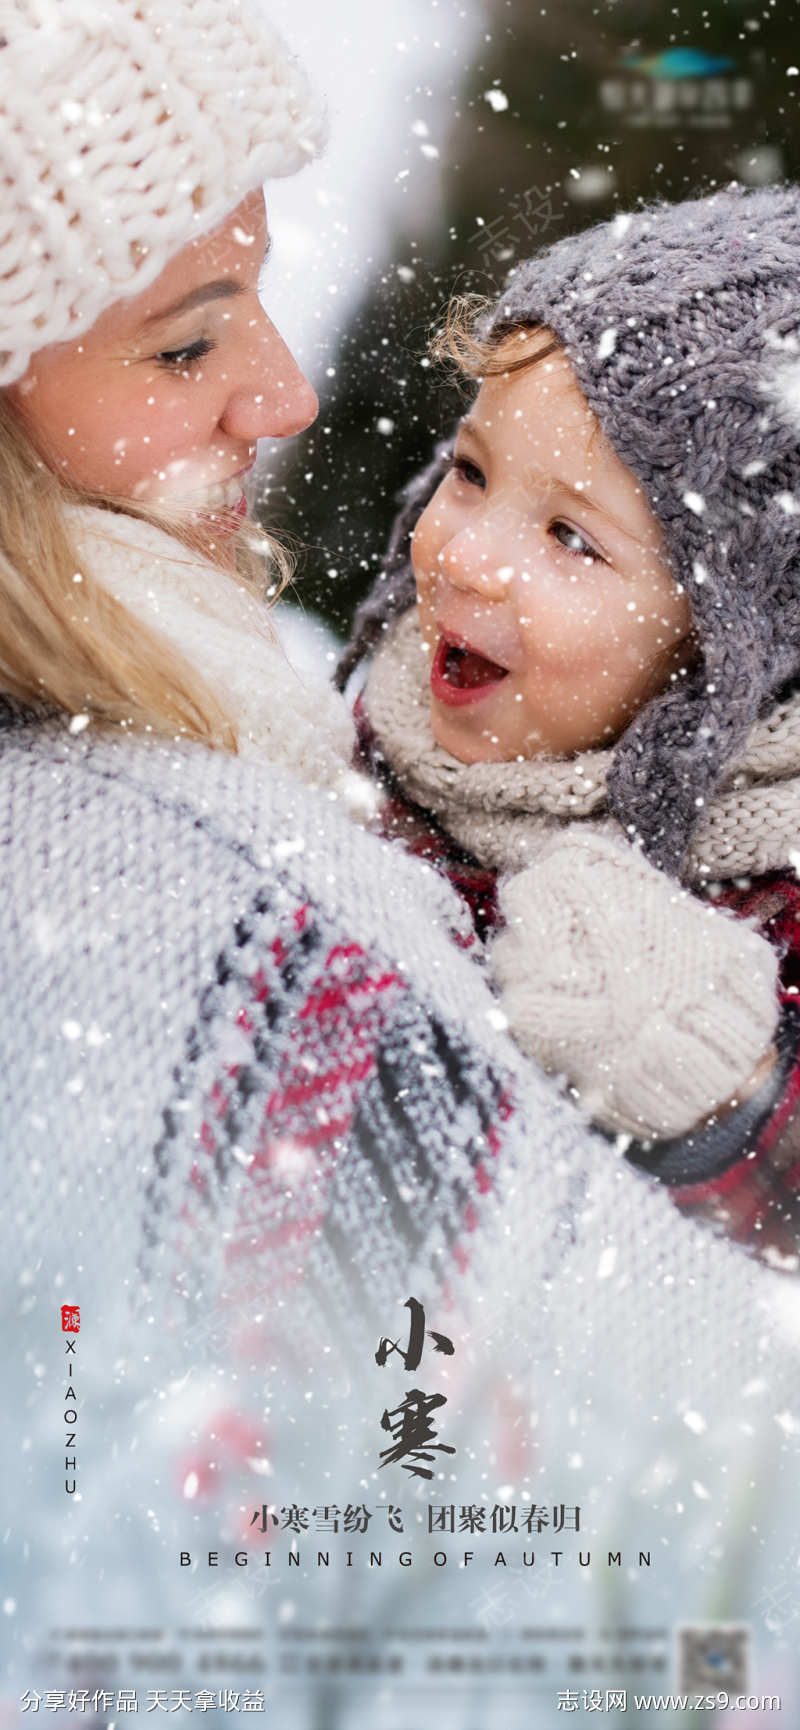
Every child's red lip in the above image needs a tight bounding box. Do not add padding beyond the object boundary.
[430,633,510,707]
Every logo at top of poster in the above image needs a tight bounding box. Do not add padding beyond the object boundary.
[61,1304,80,1332]
[623,49,736,80]
[600,46,753,128]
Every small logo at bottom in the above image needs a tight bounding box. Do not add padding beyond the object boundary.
[676,1624,750,1695]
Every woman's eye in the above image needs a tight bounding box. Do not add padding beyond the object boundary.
[551,519,602,561]
[450,454,485,488]
[154,337,215,372]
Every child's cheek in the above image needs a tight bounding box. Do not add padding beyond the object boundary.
[517,584,619,672]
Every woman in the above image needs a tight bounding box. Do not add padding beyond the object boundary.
[0,0,613,1361]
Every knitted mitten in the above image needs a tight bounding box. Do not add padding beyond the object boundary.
[489,827,781,1138]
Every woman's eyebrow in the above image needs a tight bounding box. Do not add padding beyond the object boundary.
[141,279,246,328]
[142,235,273,329]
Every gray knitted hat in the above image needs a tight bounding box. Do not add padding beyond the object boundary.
[339,183,800,877]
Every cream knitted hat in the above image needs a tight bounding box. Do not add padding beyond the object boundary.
[0,0,325,385]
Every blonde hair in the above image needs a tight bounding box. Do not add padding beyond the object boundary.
[431,293,561,381]
[0,391,293,751]
[432,295,615,482]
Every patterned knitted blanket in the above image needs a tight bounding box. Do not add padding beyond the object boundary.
[0,701,795,1417]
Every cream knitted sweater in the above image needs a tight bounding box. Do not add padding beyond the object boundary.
[69,505,359,795]
[363,607,800,1139]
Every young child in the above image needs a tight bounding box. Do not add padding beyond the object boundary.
[338,183,800,1270]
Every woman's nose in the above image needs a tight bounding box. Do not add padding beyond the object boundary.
[220,313,318,441]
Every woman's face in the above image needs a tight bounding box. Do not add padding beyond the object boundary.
[413,346,695,763]
[7,188,317,534]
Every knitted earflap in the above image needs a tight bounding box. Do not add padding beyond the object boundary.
[0,0,325,384]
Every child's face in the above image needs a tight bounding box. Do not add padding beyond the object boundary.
[412,345,695,763]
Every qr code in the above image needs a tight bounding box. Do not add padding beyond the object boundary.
[676,1625,750,1695]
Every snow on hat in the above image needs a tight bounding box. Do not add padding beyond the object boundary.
[340,183,800,877]
[0,0,325,386]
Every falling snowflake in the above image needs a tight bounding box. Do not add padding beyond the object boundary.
[597,327,617,361]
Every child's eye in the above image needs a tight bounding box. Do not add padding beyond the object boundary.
[154,337,216,373]
[551,520,603,562]
[450,454,486,488]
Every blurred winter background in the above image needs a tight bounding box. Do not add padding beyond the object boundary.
[255,0,800,671]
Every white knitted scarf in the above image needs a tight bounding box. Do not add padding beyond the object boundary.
[68,505,358,799]
[364,606,800,884]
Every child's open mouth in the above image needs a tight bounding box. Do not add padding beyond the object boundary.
[431,633,510,707]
